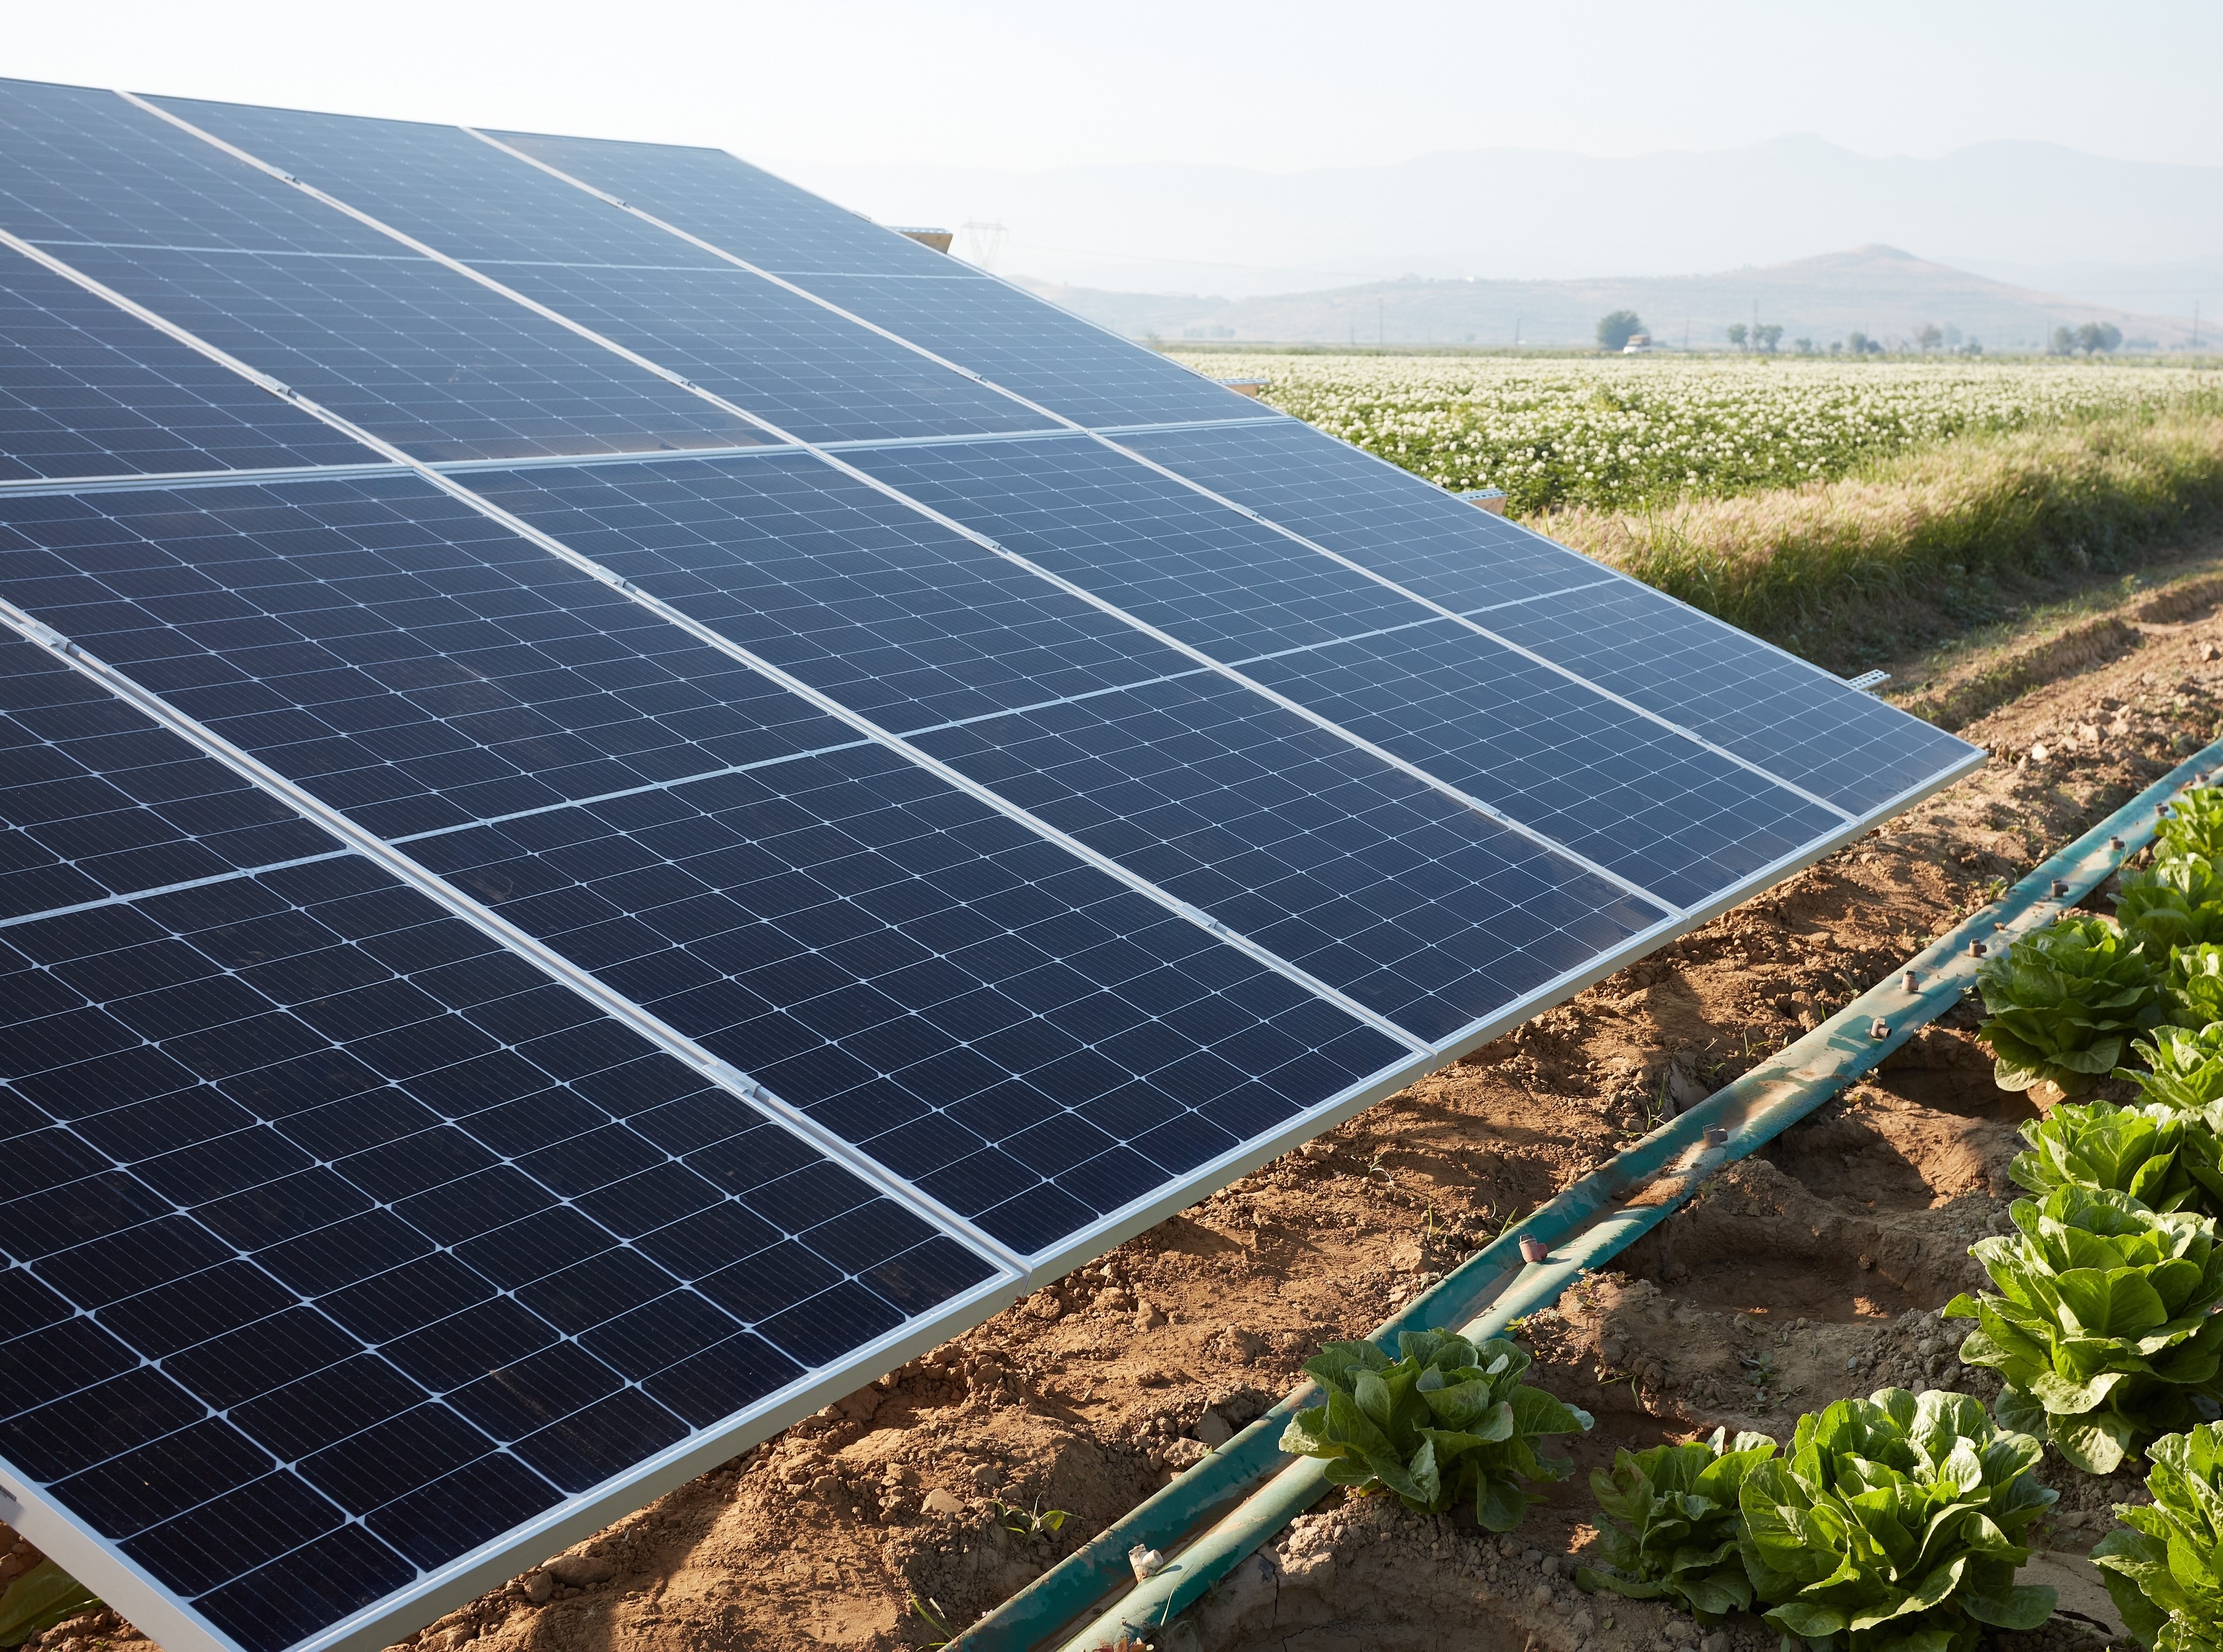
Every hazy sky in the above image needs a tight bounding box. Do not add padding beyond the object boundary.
[8,0,2220,174]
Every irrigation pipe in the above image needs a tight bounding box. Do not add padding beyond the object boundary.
[950,735,2223,1652]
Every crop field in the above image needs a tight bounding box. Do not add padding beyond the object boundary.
[1172,351,2223,517]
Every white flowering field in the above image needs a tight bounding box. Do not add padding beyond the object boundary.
[1172,353,2223,515]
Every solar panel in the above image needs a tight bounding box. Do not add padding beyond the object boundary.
[142,98,1062,447]
[0,73,1983,1652]
[1110,420,1975,813]
[0,80,767,463]
[0,245,378,484]
[473,127,1264,428]
[0,632,1008,1648]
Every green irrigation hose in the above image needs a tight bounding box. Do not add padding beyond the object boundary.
[950,737,2223,1652]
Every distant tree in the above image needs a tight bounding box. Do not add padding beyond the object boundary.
[1960,338,1985,356]
[2051,325,2077,356]
[1847,330,1871,356]
[1756,323,1784,353]
[2076,321,2123,355]
[1793,337,1815,355]
[1596,310,1644,351]
[1914,323,1944,352]
[1725,322,1748,350]
[1828,339,1844,355]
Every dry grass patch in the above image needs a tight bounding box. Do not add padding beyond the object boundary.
[1541,409,2223,669]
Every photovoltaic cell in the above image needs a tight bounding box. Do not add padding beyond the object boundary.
[458,456,1826,911]
[775,272,1261,431]
[1116,418,1607,609]
[462,451,1203,732]
[464,261,1057,445]
[0,77,395,258]
[0,847,995,1652]
[1477,580,1980,815]
[139,98,1054,446]
[0,84,767,463]
[54,241,767,463]
[399,745,1407,1253]
[146,97,743,273]
[1114,420,1977,815]
[848,433,1440,658]
[461,455,1678,1005]
[1229,622,1844,910]
[0,245,378,482]
[466,126,1255,430]
[901,673,1660,1039]
[483,128,963,279]
[0,471,861,838]
[0,472,1409,1251]
[0,636,339,922]
[843,436,1869,903]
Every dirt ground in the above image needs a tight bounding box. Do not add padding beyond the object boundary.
[15,547,2223,1652]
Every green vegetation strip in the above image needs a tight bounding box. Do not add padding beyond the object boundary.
[1171,353,2223,671]
[1559,411,2223,669]
[952,738,2223,1652]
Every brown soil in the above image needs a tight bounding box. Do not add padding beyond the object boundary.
[18,557,2223,1652]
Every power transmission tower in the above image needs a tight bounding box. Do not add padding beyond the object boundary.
[959,220,1008,270]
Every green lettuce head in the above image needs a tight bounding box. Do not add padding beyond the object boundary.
[1280,1328,1592,1532]
[1739,1388,2056,1652]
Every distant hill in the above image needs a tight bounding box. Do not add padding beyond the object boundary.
[777,135,2223,317]
[1015,246,2201,352]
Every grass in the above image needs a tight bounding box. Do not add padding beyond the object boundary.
[1538,408,2223,672]
[1172,351,2222,515]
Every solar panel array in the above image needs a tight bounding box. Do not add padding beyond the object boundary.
[0,75,1983,1652]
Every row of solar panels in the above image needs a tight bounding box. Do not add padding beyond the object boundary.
[0,75,1979,1652]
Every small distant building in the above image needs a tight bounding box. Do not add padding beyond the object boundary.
[1621,332,1653,355]
[1458,487,1509,516]
[890,227,953,253]
[1214,377,1269,398]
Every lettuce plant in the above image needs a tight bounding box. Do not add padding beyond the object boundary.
[2164,947,2223,1033]
[1945,1185,2223,1473]
[1280,1329,1592,1531]
[1975,915,2164,1096]
[2157,788,2223,865]
[2010,1100,2205,1214]
[1577,1426,1778,1619]
[2093,1420,2223,1652]
[2134,1020,2223,1109]
[1738,1389,2056,1652]
[2118,856,2223,955]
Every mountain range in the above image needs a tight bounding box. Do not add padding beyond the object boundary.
[1016,245,2203,352]
[777,134,2223,334]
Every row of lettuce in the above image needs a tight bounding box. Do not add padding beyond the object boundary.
[1272,788,2223,1652]
[1280,1331,2071,1652]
